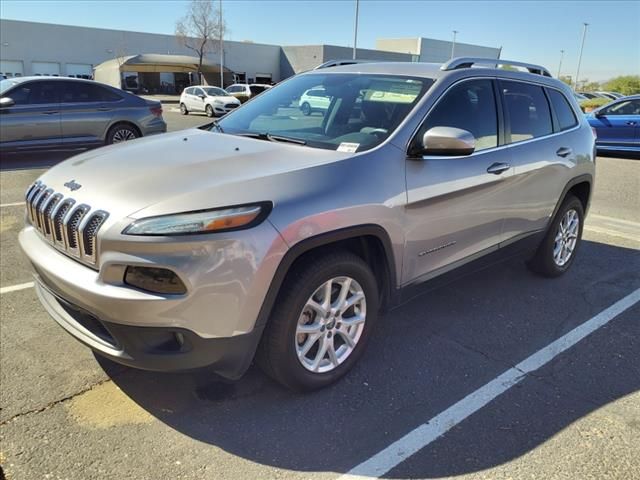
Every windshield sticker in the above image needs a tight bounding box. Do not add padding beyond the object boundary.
[337,142,360,153]
[363,81,422,104]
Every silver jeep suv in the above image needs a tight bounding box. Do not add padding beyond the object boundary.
[20,58,596,391]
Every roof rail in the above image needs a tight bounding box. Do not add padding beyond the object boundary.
[441,57,552,77]
[314,59,374,70]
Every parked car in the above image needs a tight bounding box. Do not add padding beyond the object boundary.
[595,91,624,100]
[0,76,166,152]
[573,92,588,103]
[586,94,640,154]
[578,92,602,99]
[299,87,331,115]
[179,86,241,117]
[19,58,595,391]
[225,83,271,103]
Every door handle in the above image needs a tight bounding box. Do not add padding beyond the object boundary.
[626,121,637,126]
[486,162,511,175]
[42,111,58,115]
[556,147,573,158]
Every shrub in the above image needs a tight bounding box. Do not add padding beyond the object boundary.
[579,97,611,112]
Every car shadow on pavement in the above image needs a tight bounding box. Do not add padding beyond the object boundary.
[102,239,640,478]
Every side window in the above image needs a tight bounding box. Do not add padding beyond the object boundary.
[60,82,118,103]
[501,81,553,143]
[194,88,205,96]
[7,81,59,105]
[420,79,498,151]
[602,99,640,115]
[547,89,578,131]
[185,87,193,95]
[226,86,237,93]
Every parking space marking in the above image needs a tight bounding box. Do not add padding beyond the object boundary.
[339,288,640,480]
[0,201,24,208]
[0,281,34,294]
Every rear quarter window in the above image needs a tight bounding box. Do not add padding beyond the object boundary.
[547,89,578,131]
[501,80,553,143]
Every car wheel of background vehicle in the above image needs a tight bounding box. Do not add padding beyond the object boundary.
[205,105,214,117]
[257,251,379,391]
[180,103,189,115]
[528,194,584,277]
[106,123,140,145]
[300,102,311,116]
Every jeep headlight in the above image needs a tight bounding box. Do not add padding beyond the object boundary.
[123,204,269,236]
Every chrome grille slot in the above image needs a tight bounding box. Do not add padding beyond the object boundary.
[53,200,74,243]
[25,182,109,267]
[81,212,108,258]
[65,205,89,251]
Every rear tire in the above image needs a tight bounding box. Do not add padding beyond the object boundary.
[257,251,379,391]
[106,123,140,145]
[180,103,189,115]
[528,194,584,277]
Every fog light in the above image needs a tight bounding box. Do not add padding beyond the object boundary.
[124,266,187,295]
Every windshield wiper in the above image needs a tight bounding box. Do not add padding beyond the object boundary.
[235,132,307,145]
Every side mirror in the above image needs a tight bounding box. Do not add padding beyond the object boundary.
[199,94,206,99]
[594,109,605,118]
[0,97,15,108]
[414,126,476,157]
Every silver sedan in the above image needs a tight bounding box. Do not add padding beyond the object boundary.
[0,76,166,152]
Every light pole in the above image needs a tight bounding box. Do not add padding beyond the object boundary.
[353,0,359,60]
[574,23,589,90]
[557,49,564,78]
[450,30,458,59]
[219,0,224,87]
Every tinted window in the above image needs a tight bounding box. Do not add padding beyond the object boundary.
[602,99,640,115]
[420,79,498,151]
[61,82,122,103]
[502,81,552,143]
[194,88,205,96]
[250,85,267,95]
[6,81,59,104]
[547,89,578,131]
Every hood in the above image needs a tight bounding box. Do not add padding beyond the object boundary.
[36,129,353,222]
[207,95,240,104]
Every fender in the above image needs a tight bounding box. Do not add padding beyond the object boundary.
[254,224,397,328]
[548,173,593,226]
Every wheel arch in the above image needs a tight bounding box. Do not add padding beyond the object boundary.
[105,120,142,142]
[255,224,397,329]
[550,174,593,223]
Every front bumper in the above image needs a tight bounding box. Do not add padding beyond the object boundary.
[19,219,288,378]
[35,279,263,377]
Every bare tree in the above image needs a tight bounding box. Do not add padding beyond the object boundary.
[175,0,226,85]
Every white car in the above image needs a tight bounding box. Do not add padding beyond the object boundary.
[299,87,331,115]
[225,83,272,103]
[180,86,241,117]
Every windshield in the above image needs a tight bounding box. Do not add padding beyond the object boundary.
[215,73,434,152]
[203,87,228,97]
[0,79,21,95]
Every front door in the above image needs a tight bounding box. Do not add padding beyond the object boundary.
[590,98,640,150]
[0,80,62,149]
[403,78,513,284]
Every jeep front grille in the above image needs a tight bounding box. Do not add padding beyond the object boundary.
[25,181,109,266]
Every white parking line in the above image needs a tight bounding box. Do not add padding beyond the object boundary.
[339,288,640,479]
[0,201,24,208]
[0,281,35,294]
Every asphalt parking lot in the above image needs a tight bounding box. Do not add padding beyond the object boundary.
[0,112,638,479]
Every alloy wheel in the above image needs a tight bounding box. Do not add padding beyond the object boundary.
[295,276,366,373]
[553,208,580,267]
[112,128,136,143]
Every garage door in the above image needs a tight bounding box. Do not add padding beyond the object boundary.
[66,63,93,79]
[32,61,61,76]
[0,60,24,78]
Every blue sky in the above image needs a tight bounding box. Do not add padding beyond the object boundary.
[1,0,639,81]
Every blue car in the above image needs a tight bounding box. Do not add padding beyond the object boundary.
[586,95,640,155]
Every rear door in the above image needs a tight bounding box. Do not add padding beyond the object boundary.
[403,78,514,283]
[497,80,572,242]
[0,80,61,149]
[590,98,640,149]
[59,81,119,145]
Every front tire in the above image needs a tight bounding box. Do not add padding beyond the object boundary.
[300,102,311,116]
[257,251,379,391]
[205,104,215,117]
[528,194,584,277]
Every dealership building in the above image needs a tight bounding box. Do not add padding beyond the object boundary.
[0,19,500,92]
